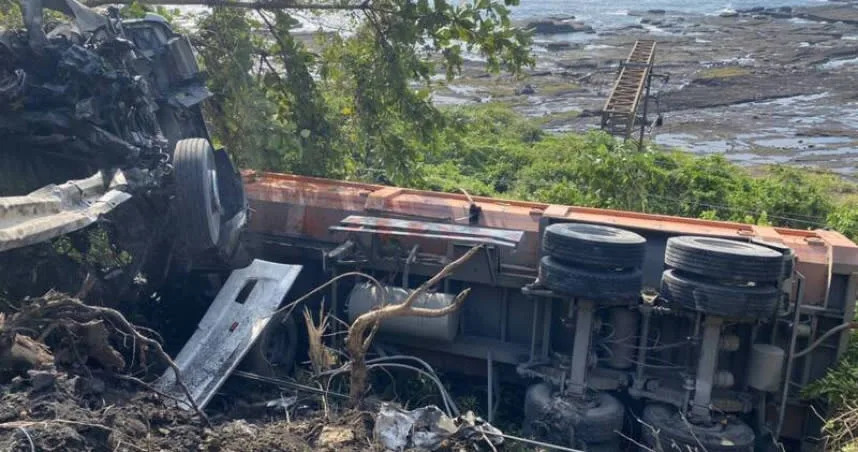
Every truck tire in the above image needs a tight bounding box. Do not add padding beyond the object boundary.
[660,269,779,319]
[641,403,754,452]
[582,440,620,451]
[574,392,625,444]
[665,236,783,282]
[540,256,642,300]
[523,384,623,444]
[243,311,298,377]
[173,138,221,251]
[543,223,646,269]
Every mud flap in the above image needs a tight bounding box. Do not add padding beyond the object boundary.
[155,259,302,409]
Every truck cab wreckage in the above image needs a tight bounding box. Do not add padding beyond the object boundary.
[1,2,857,451]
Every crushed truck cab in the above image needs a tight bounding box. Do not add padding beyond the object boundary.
[1,0,246,271]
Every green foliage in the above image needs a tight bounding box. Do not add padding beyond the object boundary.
[829,205,858,242]
[262,11,342,177]
[410,104,858,241]
[53,227,132,273]
[194,1,532,183]
[196,9,298,170]
[118,1,181,22]
[0,0,22,28]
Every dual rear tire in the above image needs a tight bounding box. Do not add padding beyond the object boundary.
[660,236,787,320]
[539,223,646,301]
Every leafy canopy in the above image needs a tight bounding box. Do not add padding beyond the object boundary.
[188,0,532,183]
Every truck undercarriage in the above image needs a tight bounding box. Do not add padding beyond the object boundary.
[242,172,858,450]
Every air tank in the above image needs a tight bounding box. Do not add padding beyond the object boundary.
[747,344,785,392]
[347,283,460,342]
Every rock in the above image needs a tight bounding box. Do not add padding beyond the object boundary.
[76,376,106,395]
[27,369,57,391]
[515,84,536,95]
[547,14,576,21]
[648,9,666,14]
[317,425,355,447]
[544,41,572,51]
[768,11,793,19]
[526,20,594,34]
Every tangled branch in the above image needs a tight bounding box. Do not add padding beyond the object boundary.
[0,291,211,426]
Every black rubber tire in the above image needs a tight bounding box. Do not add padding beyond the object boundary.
[523,384,623,444]
[543,223,646,269]
[751,240,795,280]
[641,403,754,452]
[575,392,624,444]
[582,440,620,452]
[242,311,298,377]
[660,269,780,319]
[540,256,642,300]
[665,236,783,282]
[173,138,221,251]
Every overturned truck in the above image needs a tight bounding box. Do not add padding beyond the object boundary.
[2,2,857,451]
[242,173,858,451]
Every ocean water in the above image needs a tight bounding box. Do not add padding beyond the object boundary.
[176,0,829,33]
[510,0,827,28]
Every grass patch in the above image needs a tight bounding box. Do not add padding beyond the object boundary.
[533,108,581,125]
[697,66,752,79]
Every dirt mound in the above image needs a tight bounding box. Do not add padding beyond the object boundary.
[0,369,373,451]
[0,290,374,452]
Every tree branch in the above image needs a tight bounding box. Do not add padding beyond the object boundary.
[345,245,483,404]
[404,288,470,317]
[82,0,373,10]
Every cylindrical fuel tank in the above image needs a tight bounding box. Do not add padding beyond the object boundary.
[747,344,785,392]
[347,283,460,342]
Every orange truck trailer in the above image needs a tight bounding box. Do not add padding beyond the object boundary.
[242,170,858,451]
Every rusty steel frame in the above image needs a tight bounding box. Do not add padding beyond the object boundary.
[330,215,524,248]
[601,40,656,146]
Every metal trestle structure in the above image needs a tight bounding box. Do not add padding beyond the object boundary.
[601,40,656,147]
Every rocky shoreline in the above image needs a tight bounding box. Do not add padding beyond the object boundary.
[434,2,858,176]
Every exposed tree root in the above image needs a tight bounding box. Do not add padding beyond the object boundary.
[0,291,210,426]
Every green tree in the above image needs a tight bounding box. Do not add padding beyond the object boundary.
[188,0,532,183]
[0,0,22,28]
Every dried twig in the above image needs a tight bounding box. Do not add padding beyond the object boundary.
[304,303,334,376]
[17,427,35,452]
